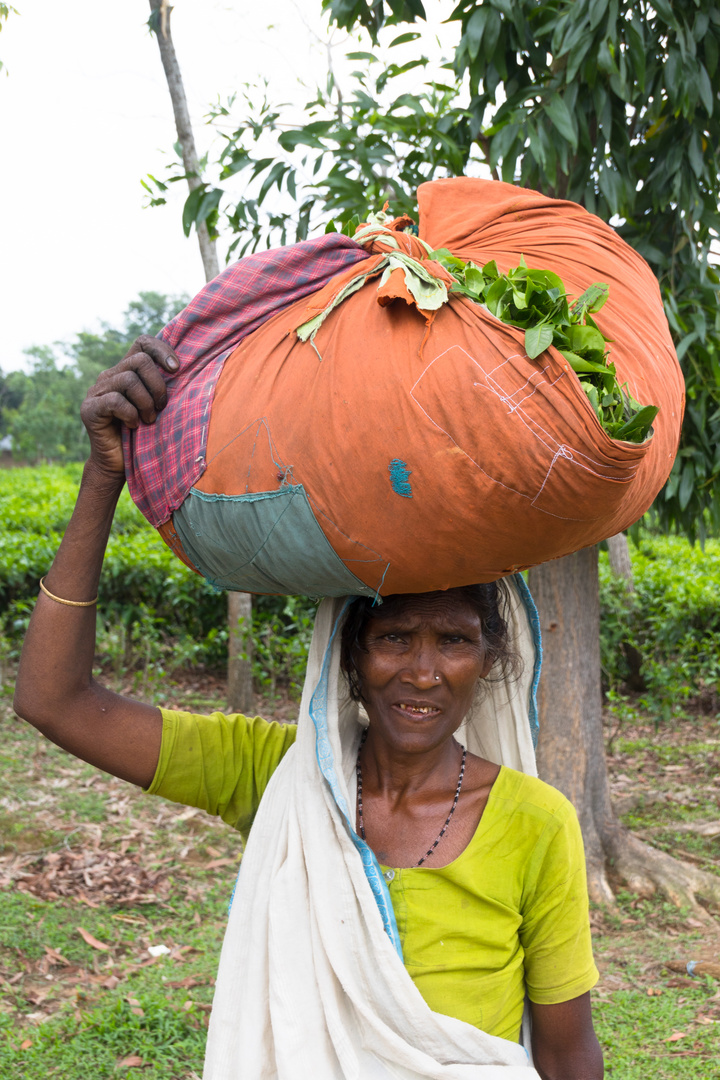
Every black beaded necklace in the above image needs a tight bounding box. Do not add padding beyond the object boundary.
[355,728,467,868]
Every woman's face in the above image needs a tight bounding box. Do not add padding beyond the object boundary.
[356,592,493,756]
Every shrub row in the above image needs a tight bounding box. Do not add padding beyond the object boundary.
[0,466,315,691]
[599,534,720,717]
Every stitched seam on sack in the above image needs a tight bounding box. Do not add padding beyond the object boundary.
[413,345,639,497]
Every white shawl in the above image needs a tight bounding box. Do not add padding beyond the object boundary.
[204,577,543,1079]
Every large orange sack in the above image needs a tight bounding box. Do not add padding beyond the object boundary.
[131,179,683,598]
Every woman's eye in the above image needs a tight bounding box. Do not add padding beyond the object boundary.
[382,633,405,643]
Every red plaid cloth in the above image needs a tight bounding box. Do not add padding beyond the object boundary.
[122,234,367,527]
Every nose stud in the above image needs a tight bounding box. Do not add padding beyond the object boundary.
[434,675,441,681]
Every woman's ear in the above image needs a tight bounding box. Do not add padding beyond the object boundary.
[479,650,495,679]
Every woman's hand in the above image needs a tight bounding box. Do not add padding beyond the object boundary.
[81,336,180,476]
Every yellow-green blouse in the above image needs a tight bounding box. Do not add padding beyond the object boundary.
[147,709,598,1042]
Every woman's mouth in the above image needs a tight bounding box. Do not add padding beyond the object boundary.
[394,703,441,719]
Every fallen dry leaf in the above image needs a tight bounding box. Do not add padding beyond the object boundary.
[20,1039,32,1050]
[666,1031,686,1042]
[165,976,210,990]
[204,857,237,870]
[5,845,170,907]
[117,1056,144,1068]
[43,945,70,966]
[75,889,100,909]
[77,927,110,952]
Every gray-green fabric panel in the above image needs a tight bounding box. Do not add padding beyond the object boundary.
[173,486,378,598]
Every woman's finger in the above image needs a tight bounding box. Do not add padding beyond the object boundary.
[125,335,180,374]
[91,353,170,416]
[82,390,141,431]
[106,369,158,425]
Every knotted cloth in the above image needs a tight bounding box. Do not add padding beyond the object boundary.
[123,178,683,599]
[203,577,542,1079]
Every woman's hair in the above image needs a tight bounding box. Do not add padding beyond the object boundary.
[340,581,518,703]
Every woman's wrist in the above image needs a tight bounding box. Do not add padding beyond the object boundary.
[82,455,127,496]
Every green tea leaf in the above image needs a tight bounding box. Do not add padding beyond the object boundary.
[464,265,485,295]
[559,350,607,374]
[566,324,607,354]
[613,405,659,442]
[485,276,509,314]
[571,282,609,314]
[525,324,554,359]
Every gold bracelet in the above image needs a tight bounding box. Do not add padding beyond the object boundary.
[39,577,98,608]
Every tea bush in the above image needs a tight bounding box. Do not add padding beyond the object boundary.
[0,466,316,692]
[599,535,720,718]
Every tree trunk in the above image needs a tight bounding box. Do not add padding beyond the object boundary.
[148,0,253,714]
[227,591,254,715]
[606,532,634,592]
[529,550,720,919]
[529,548,616,904]
[148,0,219,282]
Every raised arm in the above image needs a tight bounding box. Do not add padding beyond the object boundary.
[13,337,180,789]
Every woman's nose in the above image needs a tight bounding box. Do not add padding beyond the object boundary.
[399,645,440,687]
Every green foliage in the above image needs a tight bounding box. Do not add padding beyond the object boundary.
[146,68,475,258]
[1,293,188,465]
[429,250,656,442]
[0,467,316,695]
[250,597,316,699]
[0,353,84,463]
[599,536,720,721]
[0,3,17,77]
[322,0,425,40]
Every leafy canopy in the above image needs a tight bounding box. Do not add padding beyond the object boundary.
[143,54,476,259]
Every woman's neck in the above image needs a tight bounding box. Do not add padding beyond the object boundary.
[359,729,463,802]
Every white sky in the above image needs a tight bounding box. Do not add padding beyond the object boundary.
[1,0,458,372]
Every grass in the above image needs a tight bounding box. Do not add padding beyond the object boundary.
[1,677,720,1076]
[594,983,720,1078]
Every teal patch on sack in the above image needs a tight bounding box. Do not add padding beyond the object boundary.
[388,459,412,498]
[173,485,378,597]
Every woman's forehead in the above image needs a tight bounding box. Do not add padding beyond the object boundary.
[366,592,481,630]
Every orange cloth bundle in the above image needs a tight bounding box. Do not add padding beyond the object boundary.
[155,178,683,598]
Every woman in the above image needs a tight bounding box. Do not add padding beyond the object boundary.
[14,340,603,1080]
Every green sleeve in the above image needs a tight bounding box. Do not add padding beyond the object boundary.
[145,708,298,839]
[519,801,599,1005]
